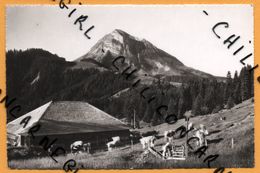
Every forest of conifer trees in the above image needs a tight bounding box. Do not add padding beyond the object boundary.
[6,49,255,126]
[109,65,255,126]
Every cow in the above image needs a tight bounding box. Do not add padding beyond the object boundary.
[106,136,120,151]
[140,135,156,149]
[162,136,174,158]
[193,124,209,147]
[47,144,56,155]
[70,141,84,154]
[164,130,175,142]
[162,142,172,158]
[46,144,66,157]
[130,131,142,143]
[83,142,91,154]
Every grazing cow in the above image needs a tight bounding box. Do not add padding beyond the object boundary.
[70,141,84,154]
[162,142,172,158]
[107,136,120,151]
[193,124,209,147]
[140,135,156,149]
[164,130,175,142]
[47,144,66,157]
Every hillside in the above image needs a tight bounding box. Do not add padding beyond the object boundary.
[6,45,254,127]
[6,49,130,122]
[9,98,254,169]
[134,98,254,168]
[6,29,254,125]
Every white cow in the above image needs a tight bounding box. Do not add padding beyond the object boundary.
[70,141,84,154]
[140,135,156,149]
[107,136,120,151]
[162,142,172,158]
[193,124,209,147]
[162,136,174,157]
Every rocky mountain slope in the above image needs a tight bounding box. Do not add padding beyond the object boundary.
[77,29,213,78]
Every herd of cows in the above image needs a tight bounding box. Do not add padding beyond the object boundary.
[8,121,210,160]
[67,122,209,158]
[68,136,122,154]
[136,122,209,158]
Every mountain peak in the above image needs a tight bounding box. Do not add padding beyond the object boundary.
[76,29,212,78]
[110,29,141,42]
[112,29,128,35]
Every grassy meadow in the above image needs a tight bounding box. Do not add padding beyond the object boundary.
[9,99,254,169]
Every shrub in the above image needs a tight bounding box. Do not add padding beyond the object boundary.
[212,105,222,114]
[201,106,209,115]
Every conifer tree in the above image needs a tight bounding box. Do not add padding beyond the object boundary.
[151,111,159,126]
[224,71,232,103]
[138,100,147,121]
[142,105,153,123]
[178,93,185,119]
[192,94,203,115]
[227,96,235,109]
[240,67,249,101]
[204,84,215,113]
[233,71,241,104]
[234,82,241,104]
[247,65,254,98]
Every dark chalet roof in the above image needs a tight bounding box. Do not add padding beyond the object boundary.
[8,101,129,136]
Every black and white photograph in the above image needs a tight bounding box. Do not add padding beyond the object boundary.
[6,4,254,169]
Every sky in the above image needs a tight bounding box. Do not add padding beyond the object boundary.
[6,4,253,77]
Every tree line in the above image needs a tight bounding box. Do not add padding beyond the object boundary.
[105,65,254,127]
